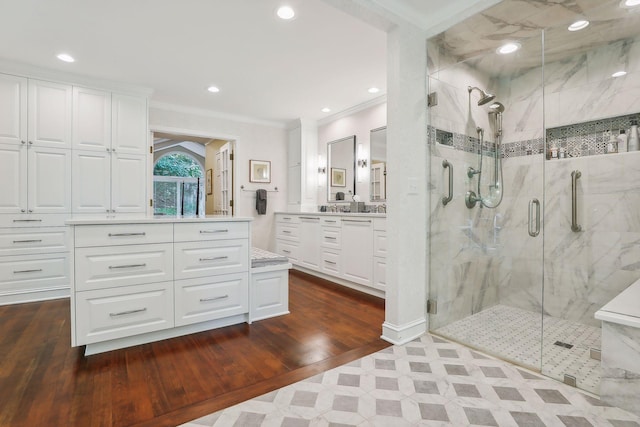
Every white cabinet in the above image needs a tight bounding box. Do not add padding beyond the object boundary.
[0,74,27,146]
[28,80,72,149]
[0,143,27,213]
[111,93,147,155]
[341,218,373,286]
[73,87,111,151]
[372,218,386,290]
[298,216,321,270]
[287,119,317,211]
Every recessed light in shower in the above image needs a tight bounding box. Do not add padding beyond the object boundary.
[496,42,521,55]
[612,71,627,78]
[621,0,640,8]
[568,20,589,31]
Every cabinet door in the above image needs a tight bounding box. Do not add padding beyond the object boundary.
[72,150,111,214]
[341,219,373,286]
[28,80,72,149]
[111,93,147,155]
[0,143,27,213]
[73,87,111,151]
[27,146,71,213]
[111,152,147,213]
[298,216,321,270]
[0,74,27,146]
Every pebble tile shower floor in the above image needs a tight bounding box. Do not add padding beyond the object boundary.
[181,333,638,426]
[434,305,602,394]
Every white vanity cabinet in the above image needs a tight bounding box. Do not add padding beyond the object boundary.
[68,217,251,355]
[275,213,386,297]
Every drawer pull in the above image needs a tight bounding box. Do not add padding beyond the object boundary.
[13,219,42,222]
[342,219,372,223]
[199,256,228,262]
[283,217,292,220]
[109,308,147,317]
[325,220,337,223]
[108,263,147,269]
[14,269,43,274]
[108,232,146,237]
[325,260,336,265]
[13,239,43,243]
[300,216,320,220]
[200,229,228,234]
[282,250,291,254]
[325,236,337,240]
[200,295,229,302]
[282,230,292,234]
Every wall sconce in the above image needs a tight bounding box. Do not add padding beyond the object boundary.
[357,158,368,168]
[357,143,367,168]
[318,154,326,174]
[318,166,326,173]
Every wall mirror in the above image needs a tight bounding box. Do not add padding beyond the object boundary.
[370,126,387,201]
[327,135,356,202]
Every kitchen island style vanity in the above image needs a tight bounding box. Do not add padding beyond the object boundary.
[67,216,289,355]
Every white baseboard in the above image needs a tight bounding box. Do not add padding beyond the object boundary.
[0,287,70,306]
[381,318,427,345]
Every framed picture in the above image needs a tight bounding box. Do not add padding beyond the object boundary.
[331,168,346,187]
[250,160,271,183]
[206,169,213,195]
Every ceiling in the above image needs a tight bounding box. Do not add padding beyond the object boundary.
[0,0,501,126]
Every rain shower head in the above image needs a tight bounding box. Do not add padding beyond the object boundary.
[488,101,505,113]
[468,86,496,106]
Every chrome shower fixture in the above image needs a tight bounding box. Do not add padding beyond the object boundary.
[468,86,496,106]
[488,101,505,113]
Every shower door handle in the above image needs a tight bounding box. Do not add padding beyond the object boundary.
[571,170,582,232]
[442,160,453,206]
[528,198,540,237]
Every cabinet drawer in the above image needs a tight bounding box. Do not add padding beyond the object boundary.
[321,250,341,275]
[374,230,387,258]
[175,273,248,326]
[174,239,249,280]
[75,281,174,345]
[373,218,386,231]
[276,240,299,263]
[0,214,68,228]
[276,214,300,224]
[0,253,68,293]
[373,258,386,291]
[74,223,173,248]
[75,243,173,291]
[321,217,341,227]
[276,223,299,241]
[321,227,341,249]
[0,227,69,256]
[174,221,249,242]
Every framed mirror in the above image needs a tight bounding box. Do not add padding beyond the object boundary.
[370,126,386,201]
[327,135,356,202]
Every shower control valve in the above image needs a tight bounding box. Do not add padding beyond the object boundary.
[467,166,481,179]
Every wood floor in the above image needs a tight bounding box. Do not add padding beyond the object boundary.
[0,270,388,427]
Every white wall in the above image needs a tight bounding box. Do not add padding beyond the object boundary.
[317,101,387,204]
[149,105,288,251]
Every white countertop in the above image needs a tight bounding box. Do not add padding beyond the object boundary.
[66,215,253,225]
[595,278,640,328]
[275,212,386,218]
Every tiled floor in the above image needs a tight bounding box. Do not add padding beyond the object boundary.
[181,334,639,427]
[435,305,602,394]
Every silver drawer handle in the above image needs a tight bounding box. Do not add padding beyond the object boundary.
[282,249,291,254]
[108,232,146,237]
[325,236,337,240]
[283,217,292,220]
[300,216,320,220]
[200,229,228,234]
[325,220,337,223]
[13,219,42,222]
[282,230,292,234]
[110,308,147,317]
[199,256,228,261]
[200,295,229,302]
[342,219,372,223]
[14,269,43,274]
[13,239,43,243]
[325,260,336,265]
[108,263,147,269]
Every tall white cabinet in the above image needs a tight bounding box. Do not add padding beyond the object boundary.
[287,119,317,212]
[0,71,149,305]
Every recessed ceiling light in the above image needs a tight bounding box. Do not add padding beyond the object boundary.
[207,86,220,93]
[321,107,331,113]
[368,87,380,94]
[568,20,589,31]
[277,6,295,20]
[621,0,640,8]
[57,53,75,63]
[496,42,521,55]
[612,70,627,78]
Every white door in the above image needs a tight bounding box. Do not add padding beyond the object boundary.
[72,150,111,214]
[28,79,72,149]
[299,216,321,270]
[0,74,27,146]
[0,142,27,213]
[111,93,147,155]
[218,142,233,216]
[27,146,71,213]
[73,87,111,151]
[111,152,147,213]
[213,152,222,214]
[341,219,373,286]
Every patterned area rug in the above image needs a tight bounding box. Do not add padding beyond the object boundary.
[182,334,640,426]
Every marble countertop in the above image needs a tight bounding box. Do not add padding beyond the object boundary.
[66,215,253,225]
[595,278,640,328]
[275,212,386,218]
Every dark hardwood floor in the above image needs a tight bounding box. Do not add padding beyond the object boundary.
[0,270,388,427]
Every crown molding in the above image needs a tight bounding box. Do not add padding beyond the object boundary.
[317,94,387,127]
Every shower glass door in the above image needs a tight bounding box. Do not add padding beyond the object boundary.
[427,30,546,372]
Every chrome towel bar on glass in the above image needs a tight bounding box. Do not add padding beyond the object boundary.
[571,170,582,232]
